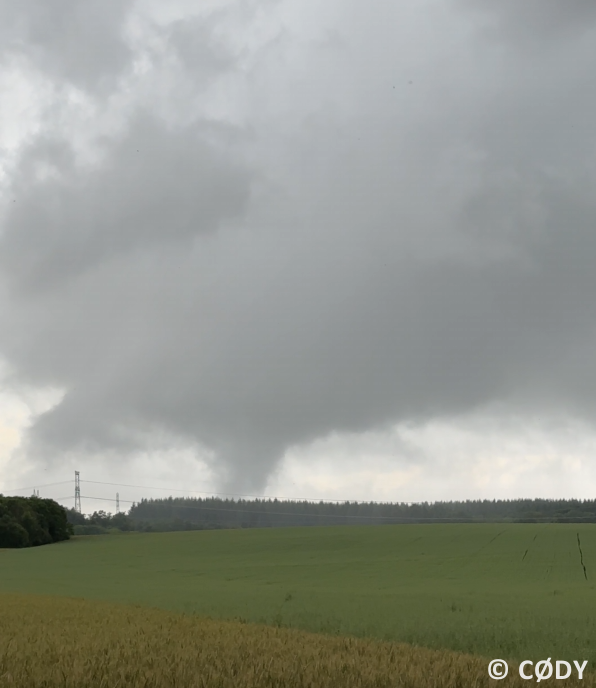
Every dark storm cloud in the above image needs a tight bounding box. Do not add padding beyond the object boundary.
[0,0,134,87]
[2,0,596,491]
[1,114,251,293]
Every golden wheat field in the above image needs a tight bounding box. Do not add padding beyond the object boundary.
[0,593,588,688]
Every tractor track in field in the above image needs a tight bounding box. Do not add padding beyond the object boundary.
[487,530,505,545]
[462,529,509,566]
[521,533,538,562]
[576,532,588,580]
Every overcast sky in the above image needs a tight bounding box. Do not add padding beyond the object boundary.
[2,0,596,511]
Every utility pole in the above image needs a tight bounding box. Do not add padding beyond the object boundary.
[116,493,120,513]
[74,471,81,513]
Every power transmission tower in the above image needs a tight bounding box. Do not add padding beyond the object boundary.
[74,471,81,513]
[116,493,120,513]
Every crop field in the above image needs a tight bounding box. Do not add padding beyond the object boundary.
[4,592,577,688]
[2,523,596,670]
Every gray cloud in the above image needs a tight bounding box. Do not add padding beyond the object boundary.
[0,0,134,88]
[1,114,251,293]
[2,0,596,492]
[460,0,596,44]
[166,15,236,79]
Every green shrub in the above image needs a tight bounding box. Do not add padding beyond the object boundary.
[0,515,30,548]
[0,496,72,548]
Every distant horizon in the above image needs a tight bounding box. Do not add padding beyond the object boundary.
[5,473,596,518]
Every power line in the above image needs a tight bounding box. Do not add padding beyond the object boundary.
[2,480,73,494]
[80,479,412,505]
[4,476,415,515]
[4,476,414,506]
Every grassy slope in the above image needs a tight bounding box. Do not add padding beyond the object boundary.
[1,523,596,663]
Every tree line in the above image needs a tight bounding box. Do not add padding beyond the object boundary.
[0,495,72,548]
[7,493,594,547]
[66,496,596,534]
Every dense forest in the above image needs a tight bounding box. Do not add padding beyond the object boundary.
[0,495,72,547]
[68,496,596,533]
[127,496,596,527]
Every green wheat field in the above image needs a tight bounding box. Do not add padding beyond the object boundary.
[2,523,596,686]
